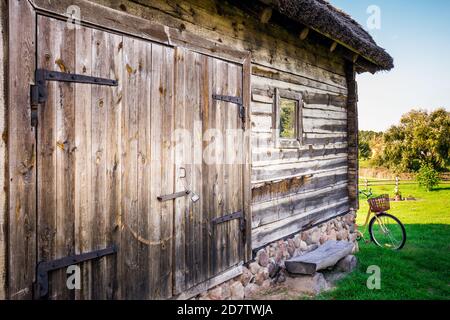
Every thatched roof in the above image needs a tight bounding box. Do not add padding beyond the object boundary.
[267,0,394,71]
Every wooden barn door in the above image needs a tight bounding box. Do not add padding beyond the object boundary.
[35,15,178,300]
[34,15,245,299]
[173,49,245,295]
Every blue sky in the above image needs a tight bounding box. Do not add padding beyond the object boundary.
[330,0,450,131]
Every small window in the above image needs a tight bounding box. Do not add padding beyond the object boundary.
[274,89,303,148]
[279,98,297,139]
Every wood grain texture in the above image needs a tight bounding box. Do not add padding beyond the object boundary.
[36,16,59,299]
[148,42,163,299]
[252,200,350,249]
[121,37,141,299]
[54,17,76,300]
[252,168,348,204]
[8,0,36,300]
[285,240,353,274]
[159,44,175,298]
[176,264,243,300]
[242,53,253,261]
[74,24,93,300]
[31,0,350,88]
[252,183,349,228]
[7,0,356,298]
[105,32,123,300]
[173,47,187,295]
[345,61,359,210]
[31,0,248,64]
[90,28,109,300]
[0,0,6,299]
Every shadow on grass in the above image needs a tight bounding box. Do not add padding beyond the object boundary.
[315,224,450,300]
[432,186,450,191]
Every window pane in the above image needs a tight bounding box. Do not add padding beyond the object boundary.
[279,98,297,139]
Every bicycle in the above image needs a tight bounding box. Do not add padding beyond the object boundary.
[357,189,406,250]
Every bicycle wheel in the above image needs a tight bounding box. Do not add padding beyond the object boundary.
[369,213,406,250]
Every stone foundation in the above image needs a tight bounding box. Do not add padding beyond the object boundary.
[193,211,358,300]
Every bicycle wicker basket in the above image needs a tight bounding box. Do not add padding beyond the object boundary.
[368,194,390,213]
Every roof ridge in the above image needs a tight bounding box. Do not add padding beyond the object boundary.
[271,0,394,71]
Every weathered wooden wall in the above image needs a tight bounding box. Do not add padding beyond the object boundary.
[345,62,359,210]
[250,67,349,248]
[84,0,351,250]
[4,0,358,299]
[8,0,37,299]
[0,0,7,300]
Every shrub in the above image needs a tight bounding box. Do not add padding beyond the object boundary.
[416,164,440,191]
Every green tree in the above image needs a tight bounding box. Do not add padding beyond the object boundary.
[358,130,383,162]
[378,108,450,172]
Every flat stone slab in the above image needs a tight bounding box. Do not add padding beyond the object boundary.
[285,240,354,275]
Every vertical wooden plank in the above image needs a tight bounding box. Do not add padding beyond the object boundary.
[159,45,175,298]
[217,60,227,273]
[194,53,205,285]
[242,54,252,262]
[54,18,76,300]
[90,29,109,299]
[109,35,124,300]
[121,36,139,299]
[36,15,55,299]
[8,0,36,300]
[234,64,244,262]
[203,56,217,275]
[208,58,224,274]
[226,62,240,266]
[224,61,232,269]
[184,50,197,289]
[74,25,93,300]
[345,61,358,210]
[149,43,162,299]
[37,16,89,300]
[173,47,187,295]
[104,32,123,299]
[0,0,8,300]
[136,39,151,298]
[198,54,209,283]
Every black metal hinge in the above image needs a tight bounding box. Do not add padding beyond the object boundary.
[212,94,245,129]
[30,69,118,126]
[212,211,247,244]
[35,245,117,299]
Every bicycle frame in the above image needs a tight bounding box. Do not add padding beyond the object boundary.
[357,207,387,240]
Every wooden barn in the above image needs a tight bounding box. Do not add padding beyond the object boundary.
[0,0,393,299]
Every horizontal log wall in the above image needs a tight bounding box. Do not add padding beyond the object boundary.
[83,0,351,250]
[250,65,349,248]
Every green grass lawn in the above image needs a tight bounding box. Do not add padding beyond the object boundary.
[317,183,450,300]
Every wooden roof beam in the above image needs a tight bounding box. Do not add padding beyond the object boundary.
[259,7,273,24]
[299,27,310,40]
[330,41,338,53]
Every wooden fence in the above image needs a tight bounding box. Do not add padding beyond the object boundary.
[360,173,450,188]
